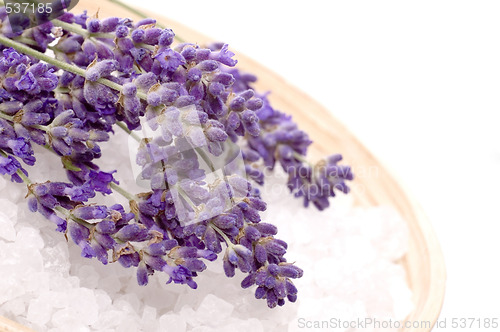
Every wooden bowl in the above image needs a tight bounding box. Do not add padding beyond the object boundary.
[0,1,446,331]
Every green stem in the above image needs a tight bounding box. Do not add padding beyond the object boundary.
[13,36,38,47]
[194,147,216,173]
[210,223,233,247]
[116,121,142,142]
[52,19,90,37]
[0,112,13,122]
[293,151,314,168]
[16,168,30,184]
[60,155,82,171]
[176,186,200,213]
[0,149,28,183]
[110,182,136,201]
[0,107,46,131]
[55,206,94,228]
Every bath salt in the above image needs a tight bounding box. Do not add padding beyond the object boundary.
[0,145,413,332]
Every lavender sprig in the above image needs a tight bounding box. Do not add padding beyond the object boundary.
[0,6,353,308]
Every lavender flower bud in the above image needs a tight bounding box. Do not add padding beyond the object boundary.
[100,17,120,32]
[85,59,118,81]
[0,155,26,182]
[0,100,22,114]
[72,205,107,220]
[143,28,162,44]
[69,222,95,258]
[115,25,129,38]
[87,19,100,33]
[115,224,148,242]
[154,48,186,73]
[210,44,237,67]
[158,29,175,47]
[131,29,145,43]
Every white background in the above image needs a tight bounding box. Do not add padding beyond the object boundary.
[125,0,500,329]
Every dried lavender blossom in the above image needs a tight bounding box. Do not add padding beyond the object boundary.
[0,7,353,308]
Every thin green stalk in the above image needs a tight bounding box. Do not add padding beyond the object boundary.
[110,182,136,201]
[194,147,216,173]
[177,186,200,213]
[13,36,38,47]
[51,20,115,41]
[16,168,31,184]
[55,206,94,228]
[116,121,142,142]
[0,107,46,131]
[52,18,90,37]
[0,149,31,184]
[210,222,233,247]
[0,112,13,122]
[293,151,314,168]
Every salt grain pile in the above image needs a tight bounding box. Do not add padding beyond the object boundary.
[0,129,413,331]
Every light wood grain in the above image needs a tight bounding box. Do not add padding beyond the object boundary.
[0,316,35,332]
[0,1,446,331]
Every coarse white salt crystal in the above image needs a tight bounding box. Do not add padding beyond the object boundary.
[195,294,234,327]
[94,290,112,311]
[0,211,16,241]
[226,318,264,332]
[190,326,216,332]
[179,304,200,327]
[115,315,141,332]
[91,310,125,330]
[312,257,343,291]
[290,219,313,244]
[114,293,141,313]
[140,305,159,331]
[0,275,26,306]
[48,274,73,292]
[39,291,68,310]
[26,298,53,326]
[0,176,6,192]
[174,289,204,313]
[41,242,70,274]
[97,275,122,295]
[76,265,100,289]
[0,297,26,317]
[49,322,91,332]
[51,308,78,327]
[16,227,44,250]
[159,313,187,332]
[64,289,99,326]
[22,271,50,294]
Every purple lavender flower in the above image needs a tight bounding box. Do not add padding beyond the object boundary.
[0,10,355,309]
[154,48,186,73]
[287,154,354,210]
[7,137,35,165]
[87,170,118,195]
[242,263,303,308]
[0,154,26,182]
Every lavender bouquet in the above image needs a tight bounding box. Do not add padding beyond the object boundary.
[0,3,352,309]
